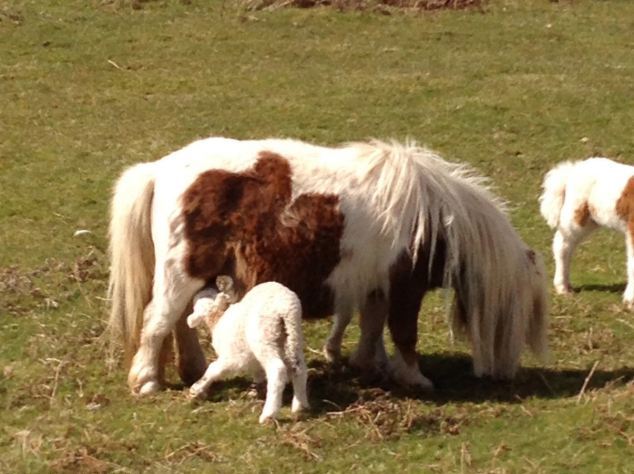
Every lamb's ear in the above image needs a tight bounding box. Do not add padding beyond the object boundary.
[216,275,234,293]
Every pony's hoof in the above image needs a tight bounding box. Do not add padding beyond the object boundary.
[137,380,161,396]
[291,400,310,414]
[323,345,341,364]
[388,357,434,392]
[554,284,573,295]
[258,413,277,424]
[188,383,207,400]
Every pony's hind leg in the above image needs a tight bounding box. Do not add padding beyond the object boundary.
[129,267,203,395]
[323,308,353,363]
[349,290,388,373]
[552,221,597,294]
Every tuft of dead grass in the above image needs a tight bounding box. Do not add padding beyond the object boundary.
[50,446,113,473]
[277,423,322,460]
[326,389,466,440]
[163,441,221,464]
[238,0,484,13]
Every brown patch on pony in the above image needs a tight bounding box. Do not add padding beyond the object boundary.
[574,202,591,227]
[181,151,344,318]
[616,177,634,238]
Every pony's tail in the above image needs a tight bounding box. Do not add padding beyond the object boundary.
[108,162,156,365]
[539,162,574,229]
[525,250,549,360]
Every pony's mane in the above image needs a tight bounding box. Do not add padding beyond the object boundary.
[349,139,508,275]
[347,140,544,376]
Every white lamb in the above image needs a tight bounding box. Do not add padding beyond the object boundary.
[539,157,634,307]
[186,277,310,423]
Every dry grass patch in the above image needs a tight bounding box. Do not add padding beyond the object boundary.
[238,0,484,12]
[326,388,467,441]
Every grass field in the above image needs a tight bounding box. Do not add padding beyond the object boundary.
[1,0,633,471]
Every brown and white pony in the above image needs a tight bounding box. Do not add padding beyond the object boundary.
[108,137,548,395]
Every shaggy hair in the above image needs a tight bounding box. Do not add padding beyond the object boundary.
[108,137,548,396]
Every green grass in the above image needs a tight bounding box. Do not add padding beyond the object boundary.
[1,0,633,471]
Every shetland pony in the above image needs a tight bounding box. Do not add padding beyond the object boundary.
[108,137,548,395]
[540,157,634,307]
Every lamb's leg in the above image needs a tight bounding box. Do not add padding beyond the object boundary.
[189,359,232,400]
[259,358,288,424]
[290,354,310,414]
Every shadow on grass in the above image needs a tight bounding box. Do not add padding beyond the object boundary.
[306,352,634,414]
[171,352,633,417]
[575,282,626,294]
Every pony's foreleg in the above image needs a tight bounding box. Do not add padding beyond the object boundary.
[323,308,353,363]
[624,231,634,309]
[174,311,208,386]
[387,286,433,390]
[129,272,203,395]
[349,290,388,373]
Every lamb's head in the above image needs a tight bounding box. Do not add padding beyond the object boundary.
[186,278,237,330]
[186,288,226,330]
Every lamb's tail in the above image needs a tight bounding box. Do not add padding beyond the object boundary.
[107,162,156,365]
[539,161,574,229]
[281,297,306,375]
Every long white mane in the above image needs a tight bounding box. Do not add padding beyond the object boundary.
[348,140,547,377]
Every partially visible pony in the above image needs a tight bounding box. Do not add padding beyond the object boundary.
[108,137,548,396]
[540,157,634,307]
